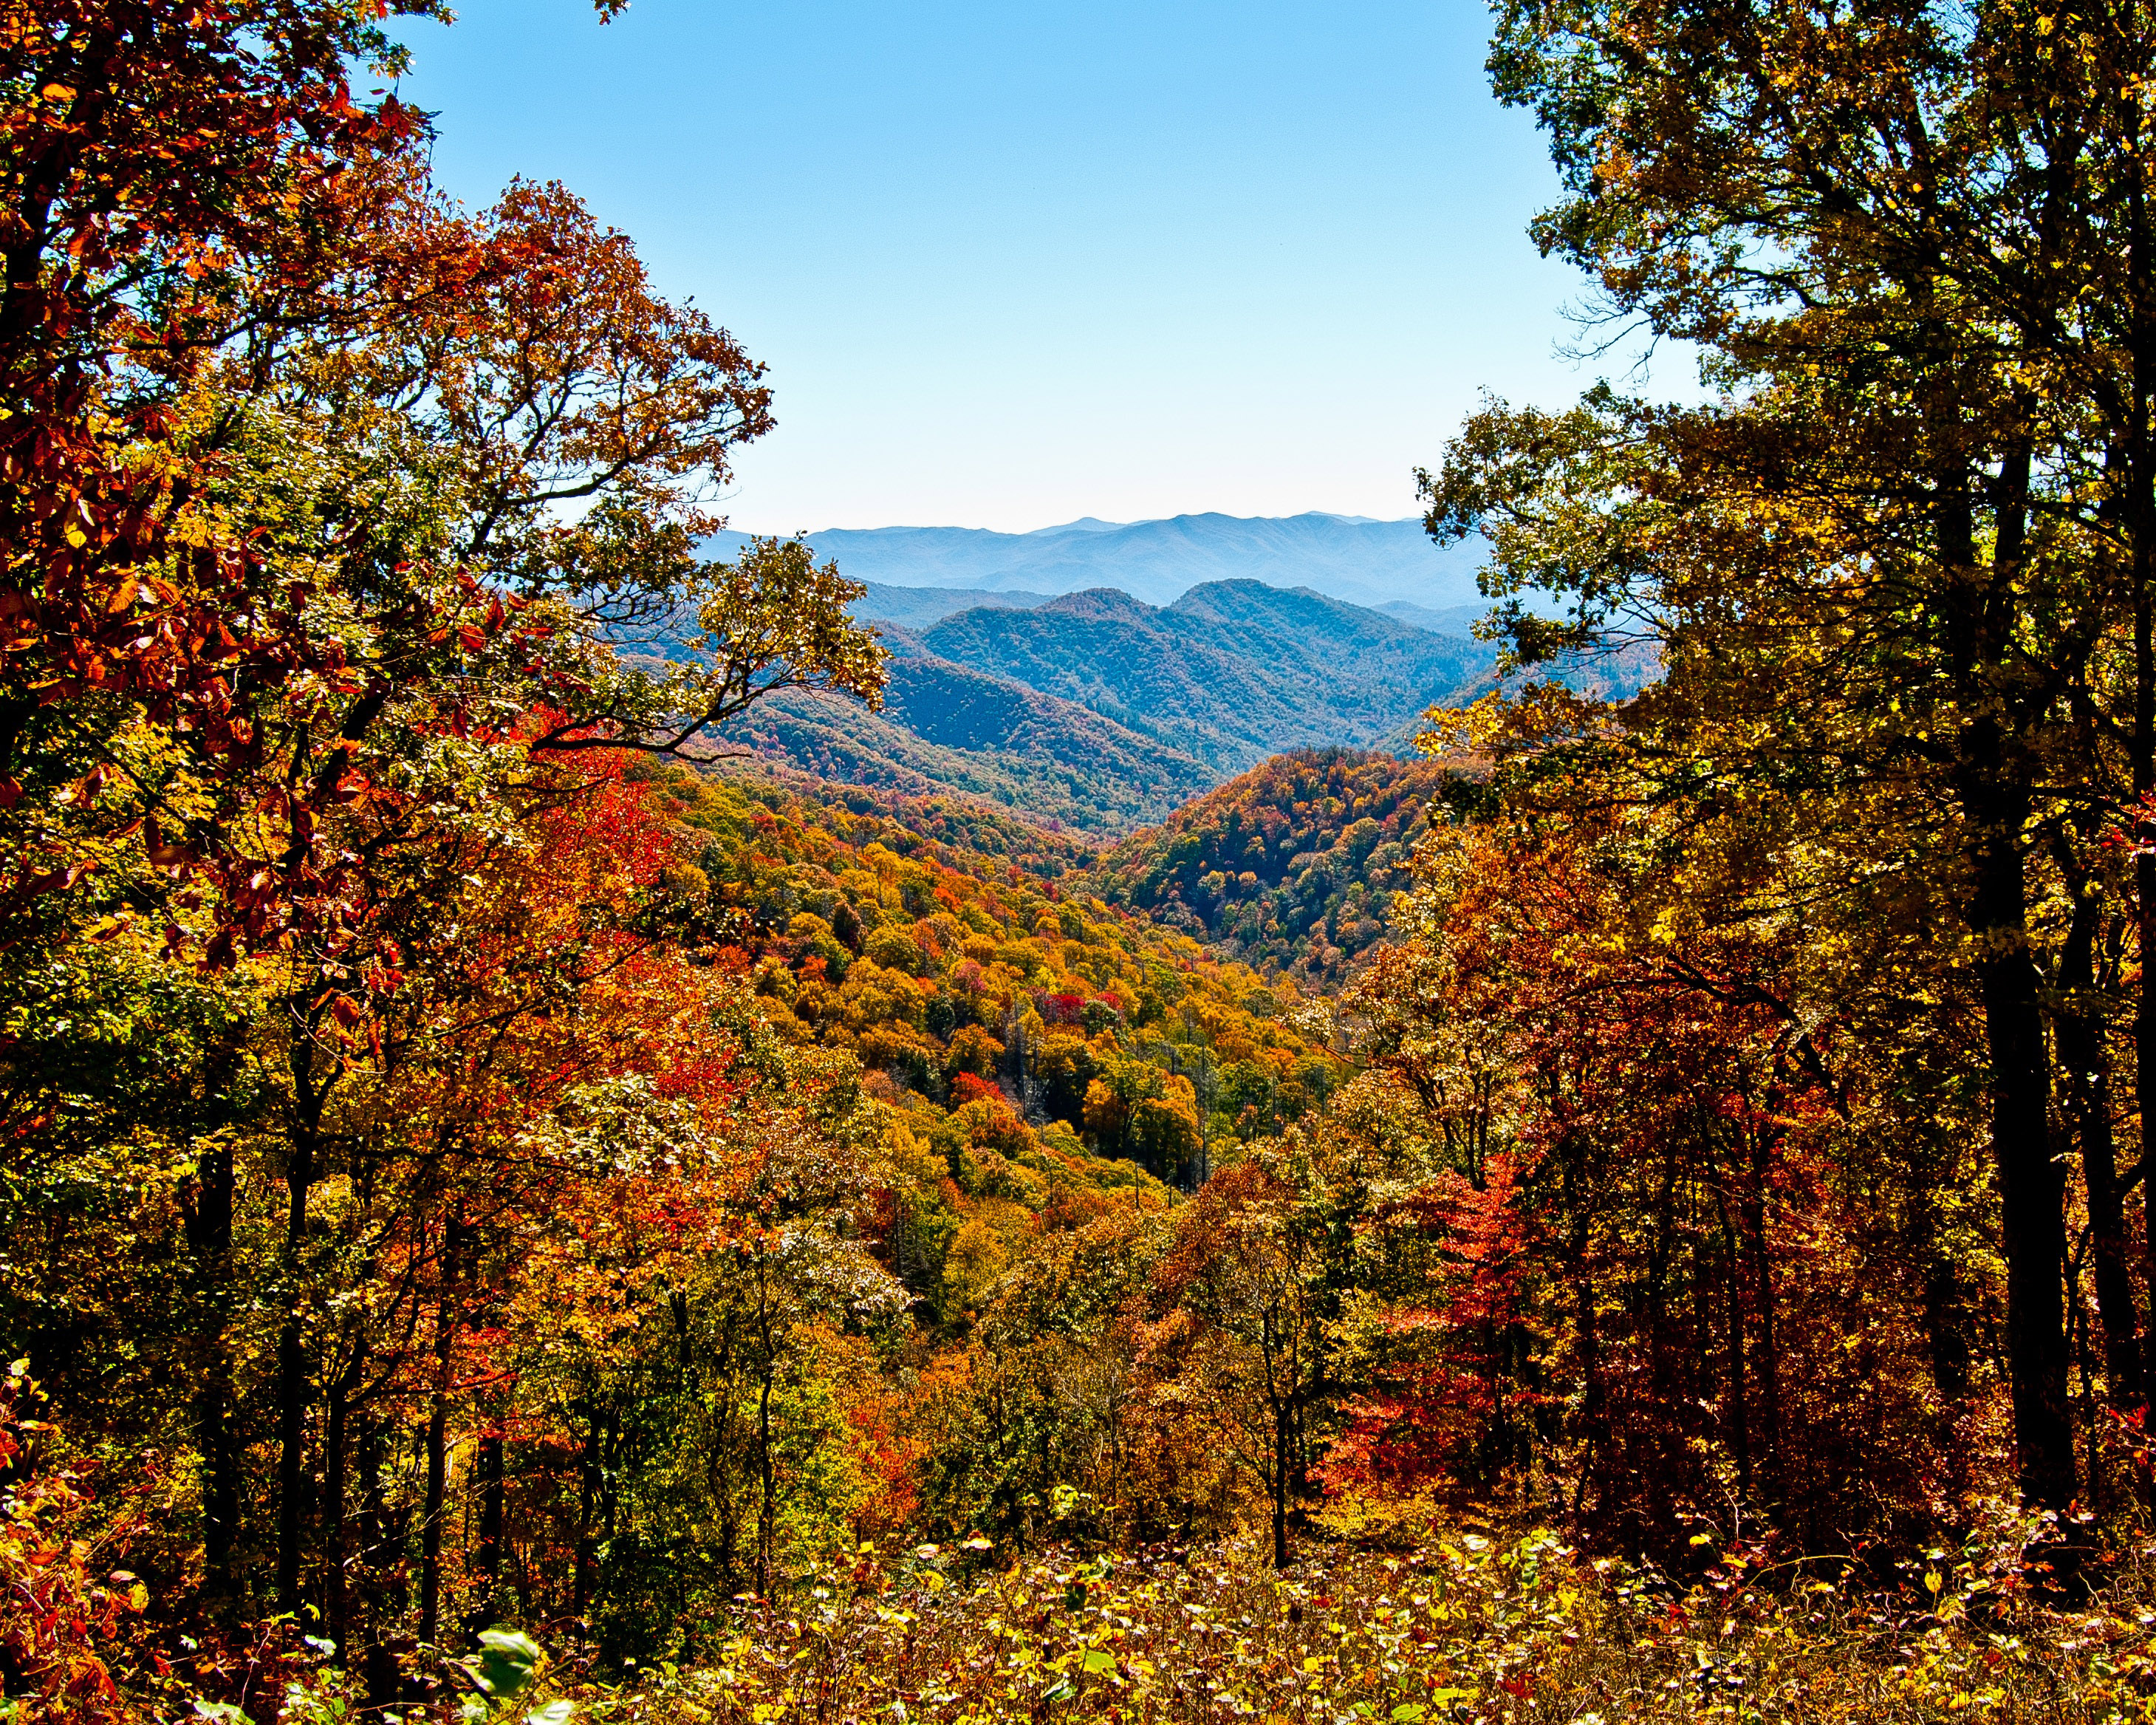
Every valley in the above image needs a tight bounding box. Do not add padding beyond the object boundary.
[718,528,1500,830]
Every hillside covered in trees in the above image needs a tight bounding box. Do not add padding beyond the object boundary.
[717,584,1493,832]
[18,3,2156,1724]
[1092,750,1453,988]
[716,642,1218,834]
[914,581,1492,771]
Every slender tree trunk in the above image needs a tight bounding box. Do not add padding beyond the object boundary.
[2061,892,2141,1402]
[419,1213,465,1645]
[275,1124,316,1612]
[1717,1194,1751,1511]
[1272,1395,1291,1570]
[756,1360,776,1597]
[2126,116,2156,1410]
[323,1348,361,1656]
[1966,797,2077,1506]
[355,1414,403,1708]
[2136,575,2156,1401]
[185,1135,239,1616]
[574,1398,600,1621]
[472,1429,505,1633]
[1745,1128,1782,1506]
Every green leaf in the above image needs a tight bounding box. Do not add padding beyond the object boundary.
[472,1627,544,1700]
[1081,1649,1117,1676]
[527,1703,575,1725]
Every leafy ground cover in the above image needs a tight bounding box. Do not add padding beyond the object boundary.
[518,1520,2156,1724]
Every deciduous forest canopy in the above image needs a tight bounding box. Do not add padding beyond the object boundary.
[15,1,2156,1722]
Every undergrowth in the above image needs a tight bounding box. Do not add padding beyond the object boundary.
[534,1515,2156,1725]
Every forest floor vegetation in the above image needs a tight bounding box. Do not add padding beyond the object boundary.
[523,1514,2156,1725]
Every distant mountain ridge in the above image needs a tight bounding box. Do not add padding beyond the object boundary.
[915,578,1495,772]
[711,580,1494,833]
[711,510,1489,610]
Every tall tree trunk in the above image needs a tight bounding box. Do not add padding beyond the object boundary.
[1966,794,2077,1506]
[1272,1392,1292,1570]
[355,1413,403,1708]
[2126,100,2156,1411]
[184,1134,239,1617]
[574,1396,603,1622]
[1745,1127,1782,1507]
[1942,426,2075,1508]
[2060,890,2141,1402]
[1717,1192,1751,1511]
[471,1427,504,1635]
[275,1110,317,1612]
[755,1360,776,1597]
[419,1212,465,1645]
[321,1345,363,1657]
[2136,579,2156,1400]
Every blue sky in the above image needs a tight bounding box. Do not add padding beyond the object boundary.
[393,1,1625,533]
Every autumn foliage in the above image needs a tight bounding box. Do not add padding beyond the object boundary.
[26,0,2156,1720]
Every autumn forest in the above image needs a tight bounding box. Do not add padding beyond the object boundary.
[18,2,2156,1722]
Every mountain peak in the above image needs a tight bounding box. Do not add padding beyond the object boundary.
[1037,587,1160,624]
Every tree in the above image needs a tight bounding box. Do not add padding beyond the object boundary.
[1417,0,2156,1507]
[1154,1161,1329,1567]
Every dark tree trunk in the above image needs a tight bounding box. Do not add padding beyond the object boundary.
[755,1362,776,1596]
[574,1397,604,1622]
[1965,794,2076,1506]
[184,1135,240,1616]
[2137,575,2156,1401]
[471,1428,505,1635]
[355,1414,404,1708]
[2128,136,2156,1410]
[323,1353,358,1653]
[1272,1399,1291,1571]
[419,1212,465,1645]
[1717,1193,1750,1509]
[1745,1127,1782,1506]
[2060,892,2140,1403]
[274,1133,316,1613]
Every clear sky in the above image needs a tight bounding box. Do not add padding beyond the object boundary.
[391,1,1621,533]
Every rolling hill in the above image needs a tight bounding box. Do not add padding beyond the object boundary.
[914,580,1495,771]
[713,640,1216,833]
[1089,749,1457,988]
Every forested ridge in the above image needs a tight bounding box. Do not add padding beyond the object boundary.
[1091,751,1452,990]
[18,4,2156,1725]
[717,641,1220,835]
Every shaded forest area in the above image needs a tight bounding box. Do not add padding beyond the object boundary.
[15,3,2156,1724]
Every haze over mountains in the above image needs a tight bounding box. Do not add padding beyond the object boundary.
[714,510,1489,609]
[913,581,1486,769]
[702,510,1517,833]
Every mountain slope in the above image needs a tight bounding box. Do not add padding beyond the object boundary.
[1091,749,1455,988]
[917,580,1496,771]
[714,643,1216,834]
[712,512,1488,609]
